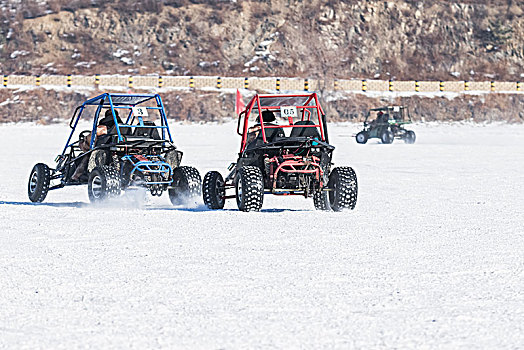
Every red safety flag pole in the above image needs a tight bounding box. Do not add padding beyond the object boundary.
[235,89,245,115]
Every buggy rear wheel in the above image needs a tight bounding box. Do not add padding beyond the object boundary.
[328,167,358,212]
[28,163,50,203]
[203,171,225,209]
[88,165,121,202]
[235,166,264,212]
[356,131,368,144]
[404,130,416,144]
[169,166,202,206]
[381,129,394,144]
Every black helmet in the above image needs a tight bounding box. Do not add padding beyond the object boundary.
[105,109,119,118]
[99,109,121,128]
[261,110,276,123]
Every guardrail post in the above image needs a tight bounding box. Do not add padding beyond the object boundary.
[415,80,420,92]
[95,74,100,88]
[128,76,133,89]
[304,78,309,91]
[67,74,72,87]
[276,78,280,91]
[35,75,41,86]
[362,79,367,92]
[217,76,222,89]
[439,80,444,92]
[158,76,163,88]
[490,81,495,92]
[244,77,249,89]
[389,80,393,92]
[464,81,469,91]
[334,79,338,90]
[3,75,7,87]
[189,76,194,89]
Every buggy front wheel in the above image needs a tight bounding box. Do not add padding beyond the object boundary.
[203,171,225,209]
[28,163,51,203]
[356,131,368,144]
[169,166,202,205]
[235,166,264,212]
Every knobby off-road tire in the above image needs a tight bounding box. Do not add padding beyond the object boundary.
[381,129,394,144]
[28,163,51,203]
[203,171,226,209]
[88,165,121,203]
[404,130,416,144]
[169,166,202,205]
[356,131,368,144]
[328,167,358,211]
[235,166,264,212]
[313,190,331,211]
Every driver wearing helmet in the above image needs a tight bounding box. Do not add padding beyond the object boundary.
[70,109,121,182]
[247,110,278,143]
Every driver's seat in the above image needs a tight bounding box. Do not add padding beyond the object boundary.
[132,121,161,139]
[246,123,285,149]
[260,124,285,142]
[290,120,320,138]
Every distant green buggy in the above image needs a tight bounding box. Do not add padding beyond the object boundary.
[356,106,416,144]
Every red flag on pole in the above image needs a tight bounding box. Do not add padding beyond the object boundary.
[235,89,245,115]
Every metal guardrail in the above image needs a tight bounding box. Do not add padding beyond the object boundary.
[0,74,522,93]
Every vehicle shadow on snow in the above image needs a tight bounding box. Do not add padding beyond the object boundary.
[146,206,309,213]
[0,201,309,212]
[0,200,87,208]
[260,208,309,212]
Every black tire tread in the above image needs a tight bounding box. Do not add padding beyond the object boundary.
[356,131,368,144]
[203,171,225,209]
[236,166,264,212]
[381,129,394,144]
[169,166,202,205]
[405,130,416,144]
[329,166,358,211]
[313,190,331,211]
[28,163,51,203]
[87,165,121,202]
[102,165,121,196]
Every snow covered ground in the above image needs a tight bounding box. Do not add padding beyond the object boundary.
[1,121,523,348]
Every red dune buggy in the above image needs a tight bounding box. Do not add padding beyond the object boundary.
[202,93,358,212]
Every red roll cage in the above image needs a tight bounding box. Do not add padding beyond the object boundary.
[237,93,327,153]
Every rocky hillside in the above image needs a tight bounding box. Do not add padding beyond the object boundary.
[0,0,523,124]
[1,0,523,80]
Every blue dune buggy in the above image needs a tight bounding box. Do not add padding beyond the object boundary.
[28,93,201,204]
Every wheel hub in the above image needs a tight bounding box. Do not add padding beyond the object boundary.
[29,171,38,194]
[217,178,225,204]
[91,175,103,198]
[237,177,242,202]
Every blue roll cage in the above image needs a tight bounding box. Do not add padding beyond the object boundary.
[63,93,173,156]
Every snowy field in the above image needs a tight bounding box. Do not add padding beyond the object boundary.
[1,121,523,348]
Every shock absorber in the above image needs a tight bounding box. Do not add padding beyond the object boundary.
[264,157,271,176]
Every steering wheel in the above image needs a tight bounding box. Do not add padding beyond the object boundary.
[79,130,91,142]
